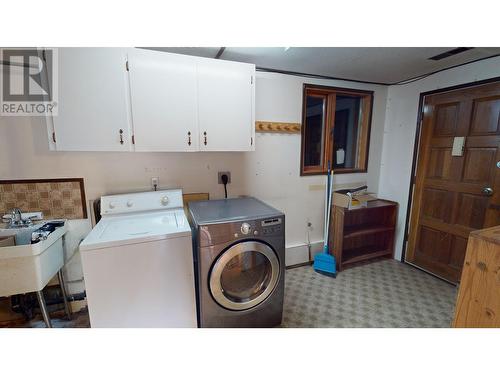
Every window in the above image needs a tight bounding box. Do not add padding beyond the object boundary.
[300,84,373,175]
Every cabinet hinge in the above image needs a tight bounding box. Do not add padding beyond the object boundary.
[251,137,253,146]
[251,76,253,84]
[132,134,135,145]
[52,131,56,143]
[126,60,129,71]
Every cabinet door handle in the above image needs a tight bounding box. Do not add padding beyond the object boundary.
[203,131,207,146]
[119,129,124,145]
[187,131,191,146]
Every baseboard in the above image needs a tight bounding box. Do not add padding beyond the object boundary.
[286,261,313,270]
[285,241,323,267]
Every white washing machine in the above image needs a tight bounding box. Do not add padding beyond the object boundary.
[79,189,196,327]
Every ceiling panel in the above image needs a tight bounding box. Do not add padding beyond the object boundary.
[146,47,500,84]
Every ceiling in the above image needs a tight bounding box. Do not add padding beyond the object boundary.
[145,47,500,85]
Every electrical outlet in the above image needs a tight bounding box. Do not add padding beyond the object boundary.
[218,171,231,184]
[151,177,159,190]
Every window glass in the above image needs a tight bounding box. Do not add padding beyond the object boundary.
[300,85,372,175]
[333,95,362,169]
[303,95,326,167]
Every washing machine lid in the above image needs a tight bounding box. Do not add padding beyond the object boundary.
[80,209,191,251]
[189,197,283,225]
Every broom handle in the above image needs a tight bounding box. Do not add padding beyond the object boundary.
[323,165,329,247]
[325,169,333,252]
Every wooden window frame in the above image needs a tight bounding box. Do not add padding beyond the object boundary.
[300,84,374,176]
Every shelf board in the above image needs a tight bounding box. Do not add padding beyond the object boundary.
[341,199,397,212]
[343,224,394,239]
[342,246,393,265]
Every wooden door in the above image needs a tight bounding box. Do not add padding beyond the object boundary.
[197,58,255,151]
[50,48,132,151]
[406,81,500,283]
[128,49,199,152]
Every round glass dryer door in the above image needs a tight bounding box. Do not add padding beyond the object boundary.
[209,241,280,311]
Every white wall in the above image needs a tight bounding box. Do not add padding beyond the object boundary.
[247,72,388,264]
[0,70,388,268]
[378,56,500,261]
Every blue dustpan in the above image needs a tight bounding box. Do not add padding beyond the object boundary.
[314,247,337,277]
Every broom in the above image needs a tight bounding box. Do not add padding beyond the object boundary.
[313,161,337,277]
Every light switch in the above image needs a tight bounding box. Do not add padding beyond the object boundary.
[451,137,465,156]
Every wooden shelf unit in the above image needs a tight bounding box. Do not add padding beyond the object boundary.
[329,199,398,271]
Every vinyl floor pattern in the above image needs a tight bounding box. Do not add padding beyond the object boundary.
[282,259,457,328]
[13,259,458,328]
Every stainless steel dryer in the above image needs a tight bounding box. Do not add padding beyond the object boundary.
[189,197,285,328]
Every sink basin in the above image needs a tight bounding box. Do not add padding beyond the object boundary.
[0,223,44,245]
[0,222,68,297]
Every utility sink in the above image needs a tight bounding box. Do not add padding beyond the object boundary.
[0,223,44,245]
[0,221,68,297]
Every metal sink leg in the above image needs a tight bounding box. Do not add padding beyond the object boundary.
[36,291,52,328]
[58,269,72,320]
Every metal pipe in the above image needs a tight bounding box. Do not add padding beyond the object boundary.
[58,270,72,320]
[36,291,52,328]
[0,59,38,69]
[37,291,86,305]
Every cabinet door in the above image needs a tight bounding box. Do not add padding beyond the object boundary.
[128,49,198,152]
[197,58,255,151]
[51,48,132,151]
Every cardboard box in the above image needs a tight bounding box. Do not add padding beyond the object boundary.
[333,191,377,210]
[0,236,16,247]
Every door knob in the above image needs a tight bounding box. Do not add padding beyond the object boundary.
[482,187,494,196]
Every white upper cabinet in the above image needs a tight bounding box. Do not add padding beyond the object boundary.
[50,48,132,151]
[47,48,255,152]
[197,58,255,151]
[128,49,199,152]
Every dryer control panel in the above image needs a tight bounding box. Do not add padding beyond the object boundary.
[261,217,282,235]
[198,215,284,247]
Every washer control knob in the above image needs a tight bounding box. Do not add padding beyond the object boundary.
[254,230,258,235]
[241,222,251,235]
[126,200,133,208]
[160,196,169,206]
[109,202,116,209]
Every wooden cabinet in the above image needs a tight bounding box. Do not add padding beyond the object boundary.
[49,48,133,151]
[128,49,199,152]
[330,199,398,271]
[47,48,255,152]
[197,58,255,151]
[453,226,500,327]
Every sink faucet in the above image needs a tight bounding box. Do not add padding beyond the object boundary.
[8,208,32,228]
[10,208,22,225]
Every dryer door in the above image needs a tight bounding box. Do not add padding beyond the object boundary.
[209,241,280,311]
